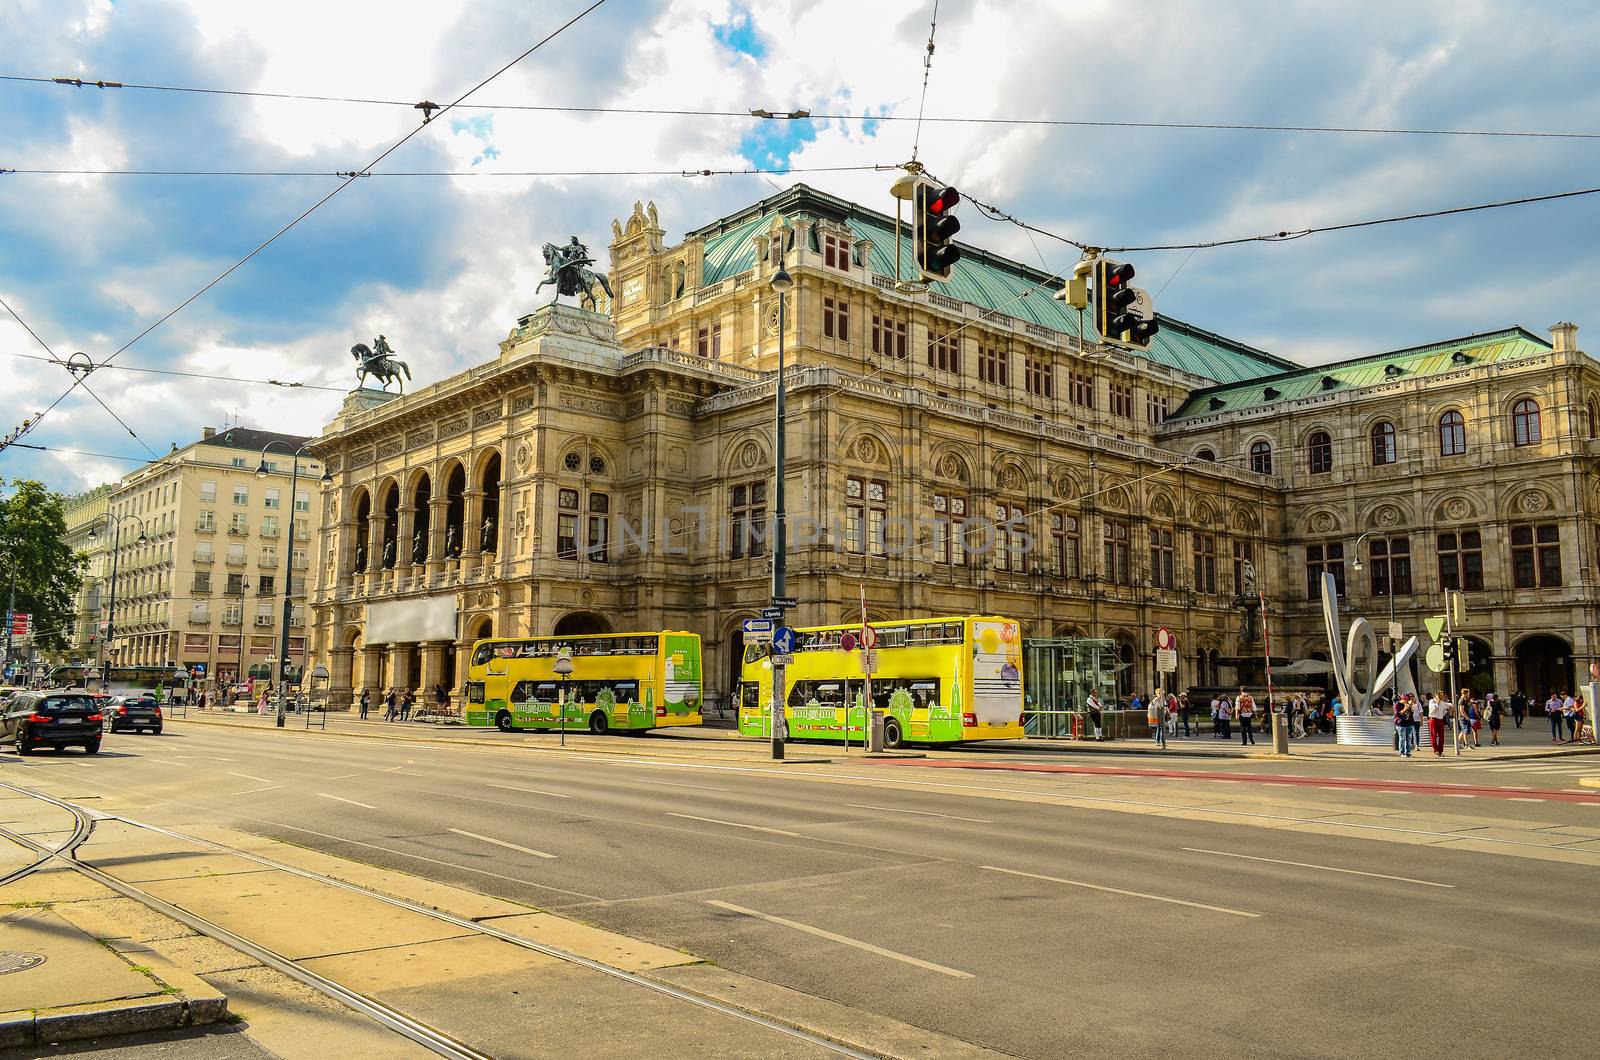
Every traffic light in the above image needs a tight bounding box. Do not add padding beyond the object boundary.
[1092,258,1160,350]
[913,181,962,282]
[1441,638,1458,667]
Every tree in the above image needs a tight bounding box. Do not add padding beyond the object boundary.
[1,479,85,656]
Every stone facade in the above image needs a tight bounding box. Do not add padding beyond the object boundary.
[57,484,112,664]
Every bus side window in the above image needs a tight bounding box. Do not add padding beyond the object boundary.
[911,680,939,709]
[813,681,844,708]
[871,680,896,712]
[786,680,812,708]
[511,680,535,702]
[612,680,639,702]
[845,679,865,710]
[531,682,559,703]
[741,682,760,711]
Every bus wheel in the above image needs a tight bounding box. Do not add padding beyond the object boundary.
[588,711,609,735]
[495,711,515,732]
[883,718,905,749]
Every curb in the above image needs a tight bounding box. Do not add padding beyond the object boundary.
[0,990,225,1050]
[1581,777,1600,789]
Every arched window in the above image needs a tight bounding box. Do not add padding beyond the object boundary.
[1587,400,1597,440]
[1306,431,1333,474]
[1438,411,1466,456]
[1370,421,1396,465]
[1512,399,1541,447]
[1248,440,1272,475]
[1195,447,1216,462]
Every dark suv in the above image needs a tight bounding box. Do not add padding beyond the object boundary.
[2,691,104,755]
[105,695,164,735]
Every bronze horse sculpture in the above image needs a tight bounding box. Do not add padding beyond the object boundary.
[350,335,411,393]
[537,238,613,311]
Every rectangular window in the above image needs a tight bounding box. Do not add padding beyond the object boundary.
[845,477,888,555]
[769,235,783,267]
[1109,381,1134,418]
[232,486,248,506]
[1147,394,1170,424]
[871,315,908,359]
[731,481,767,559]
[1306,541,1346,599]
[196,511,216,532]
[822,232,851,271]
[928,332,960,373]
[294,491,310,513]
[261,515,279,538]
[291,547,309,569]
[557,489,578,559]
[1368,536,1412,597]
[1149,528,1175,588]
[1024,357,1054,397]
[193,572,211,593]
[822,297,849,341]
[695,321,722,357]
[1069,371,1094,409]
[263,488,280,509]
[200,480,217,502]
[1438,530,1484,592]
[226,572,246,596]
[932,493,967,566]
[258,574,275,595]
[1511,523,1561,588]
[230,513,248,534]
[978,344,1008,386]
[1193,534,1217,593]
[586,493,609,563]
[224,602,242,625]
[1052,514,1079,577]
[1102,520,1131,584]
[994,505,1025,572]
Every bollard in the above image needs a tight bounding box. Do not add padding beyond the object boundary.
[1272,711,1289,754]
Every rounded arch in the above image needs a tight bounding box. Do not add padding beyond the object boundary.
[1498,483,1561,519]
[1146,488,1177,520]
[464,615,493,642]
[1051,624,1087,639]
[1293,421,1336,447]
[1367,418,1398,465]
[720,432,771,477]
[552,611,612,637]
[1514,633,1572,702]
[1193,446,1217,462]
[442,462,467,558]
[1301,506,1344,536]
[471,446,503,482]
[720,610,762,711]
[342,626,363,649]
[349,484,372,516]
[934,445,977,484]
[403,465,432,495]
[836,424,900,473]
[1246,436,1273,475]
[1508,393,1545,447]
[1358,499,1411,531]
[1432,494,1479,523]
[1230,504,1260,535]
[374,476,401,508]
[1110,630,1137,702]
[1304,428,1334,474]
[989,455,1032,496]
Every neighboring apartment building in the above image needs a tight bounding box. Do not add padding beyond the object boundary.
[58,483,113,663]
[105,427,318,685]
[305,184,1600,714]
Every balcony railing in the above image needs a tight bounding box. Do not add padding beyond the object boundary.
[258,557,277,569]
[228,526,248,537]
[194,522,216,533]
[226,554,246,566]
[260,526,280,538]
[193,551,213,564]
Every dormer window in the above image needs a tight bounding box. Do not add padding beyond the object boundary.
[822,232,851,272]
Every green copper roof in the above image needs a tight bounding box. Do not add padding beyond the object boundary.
[1166,327,1554,420]
[689,185,1298,385]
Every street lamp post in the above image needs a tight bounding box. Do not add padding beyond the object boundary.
[257,442,332,728]
[769,262,792,762]
[2,550,15,683]
[86,511,148,691]
[553,650,573,746]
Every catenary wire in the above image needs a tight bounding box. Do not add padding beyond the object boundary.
[4,0,611,454]
[0,293,64,365]
[3,348,374,392]
[909,1,940,163]
[0,164,896,178]
[9,73,1600,140]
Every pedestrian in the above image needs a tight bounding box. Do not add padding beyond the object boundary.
[1546,692,1564,742]
[1394,694,1416,757]
[1209,695,1221,737]
[197,690,207,711]
[358,688,371,720]
[1459,690,1481,749]
[1217,694,1233,741]
[255,690,269,715]
[1486,693,1503,746]
[1563,691,1580,742]
[1237,686,1257,746]
[400,688,414,722]
[1129,691,1143,718]
[1509,689,1526,729]
[1426,692,1450,756]
[1086,691,1104,741]
[384,687,398,722]
[1179,692,1192,738]
[433,682,449,715]
[1148,692,1167,748]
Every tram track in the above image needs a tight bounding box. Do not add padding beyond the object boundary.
[0,779,874,1059]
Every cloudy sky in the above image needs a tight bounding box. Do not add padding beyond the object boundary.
[3,0,1599,493]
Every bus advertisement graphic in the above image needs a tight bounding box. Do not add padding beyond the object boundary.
[971,620,1023,725]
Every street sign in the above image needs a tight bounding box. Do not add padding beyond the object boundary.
[860,649,878,674]
[771,596,799,608]
[1388,621,1404,643]
[860,624,878,650]
[770,653,795,666]
[1154,626,1173,651]
[742,618,773,644]
[1155,648,1178,672]
[771,626,797,654]
[760,606,785,620]
[9,613,30,636]
[840,632,858,652]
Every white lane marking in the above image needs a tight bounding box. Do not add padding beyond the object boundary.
[666,812,802,838]
[380,764,411,773]
[706,900,973,978]
[176,755,235,762]
[228,772,273,784]
[325,773,364,780]
[448,827,556,859]
[231,785,282,796]
[1508,797,1546,803]
[1377,791,1412,796]
[140,758,185,767]
[1438,793,1477,798]
[648,780,733,793]
[486,782,572,799]
[1182,847,1453,888]
[844,803,993,824]
[315,792,377,810]
[981,865,1261,918]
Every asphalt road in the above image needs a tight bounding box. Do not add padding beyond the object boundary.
[6,720,1598,1059]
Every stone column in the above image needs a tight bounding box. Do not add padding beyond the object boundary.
[462,487,485,571]
[331,645,355,709]
[362,646,386,694]
[419,641,450,704]
[389,645,416,695]
[367,518,384,574]
[428,497,449,580]
[396,504,417,579]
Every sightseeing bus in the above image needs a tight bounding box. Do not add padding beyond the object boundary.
[464,631,702,734]
[737,615,1025,747]
[46,664,187,697]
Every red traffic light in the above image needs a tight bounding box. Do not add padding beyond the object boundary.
[927,186,960,215]
[1106,263,1135,287]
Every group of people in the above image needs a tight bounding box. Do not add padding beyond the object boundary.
[357,683,451,722]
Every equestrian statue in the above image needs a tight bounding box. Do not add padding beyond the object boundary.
[350,334,411,393]
[537,236,614,311]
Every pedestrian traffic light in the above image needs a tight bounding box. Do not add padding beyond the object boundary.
[1441,638,1458,667]
[913,181,962,282]
[1092,258,1161,350]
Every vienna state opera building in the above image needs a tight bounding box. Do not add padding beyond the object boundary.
[306,184,1600,716]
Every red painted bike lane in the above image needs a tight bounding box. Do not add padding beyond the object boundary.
[876,759,1600,804]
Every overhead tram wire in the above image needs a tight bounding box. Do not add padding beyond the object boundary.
[1,349,347,392]
[909,0,940,163]
[8,73,1600,141]
[0,163,897,179]
[0,293,65,366]
[3,0,611,453]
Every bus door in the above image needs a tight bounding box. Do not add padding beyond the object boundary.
[740,679,764,736]
[845,679,867,740]
[908,679,940,739]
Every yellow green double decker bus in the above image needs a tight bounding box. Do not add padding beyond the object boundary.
[738,615,1025,747]
[464,631,702,734]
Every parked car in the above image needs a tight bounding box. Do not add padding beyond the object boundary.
[105,694,163,735]
[2,691,104,755]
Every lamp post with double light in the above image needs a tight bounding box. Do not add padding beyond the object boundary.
[86,511,149,690]
[768,261,792,762]
[553,649,574,746]
[256,442,332,727]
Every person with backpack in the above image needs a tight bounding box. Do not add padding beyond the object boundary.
[1236,687,1257,746]
[1148,692,1167,748]
[1216,694,1233,740]
[1394,694,1417,757]
[1485,693,1503,746]
[358,688,371,720]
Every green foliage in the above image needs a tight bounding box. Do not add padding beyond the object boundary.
[0,479,86,653]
